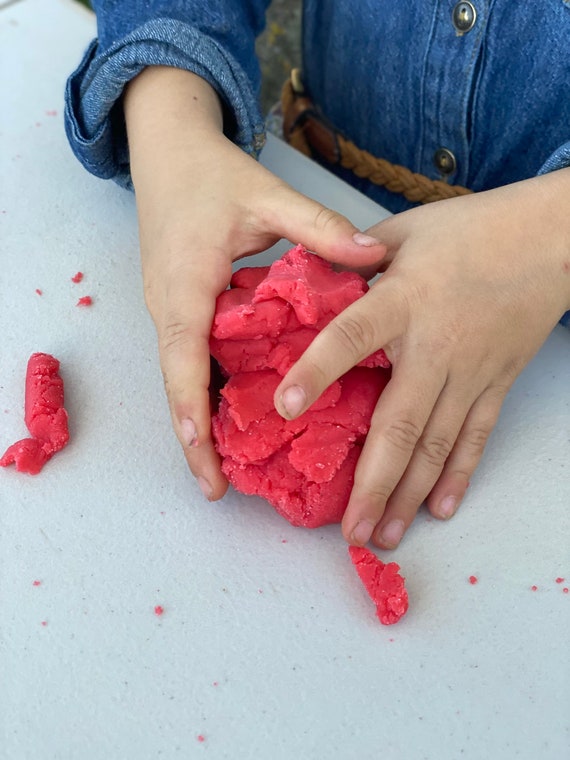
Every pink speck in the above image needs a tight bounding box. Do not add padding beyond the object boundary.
[41,621,48,627]
[197,735,206,743]
[468,575,478,585]
[76,296,93,307]
[45,110,57,117]
[154,605,164,616]
[71,271,84,283]
[35,289,42,296]
[281,539,288,543]
[32,580,41,587]
[388,637,395,642]
[212,681,219,687]
[563,588,569,594]
[555,577,565,584]
[258,589,263,594]
[530,585,538,592]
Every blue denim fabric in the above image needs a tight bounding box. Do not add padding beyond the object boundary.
[64,1,570,324]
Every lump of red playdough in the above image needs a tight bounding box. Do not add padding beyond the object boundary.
[0,353,69,475]
[210,244,391,528]
[349,546,408,625]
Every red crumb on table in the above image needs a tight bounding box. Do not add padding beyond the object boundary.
[76,296,92,307]
[563,588,569,594]
[212,681,219,687]
[0,353,69,475]
[45,110,57,117]
[41,621,48,627]
[197,735,206,743]
[468,575,478,585]
[71,271,83,283]
[555,577,565,584]
[530,585,538,592]
[154,605,164,616]
[35,289,42,296]
[349,546,408,625]
[32,580,41,586]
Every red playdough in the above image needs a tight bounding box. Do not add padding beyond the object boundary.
[0,353,69,475]
[210,245,391,528]
[349,546,408,625]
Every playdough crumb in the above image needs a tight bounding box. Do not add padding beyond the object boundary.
[0,353,69,474]
[563,588,569,594]
[154,605,164,616]
[71,271,84,283]
[468,575,478,585]
[530,585,538,592]
[555,577,564,584]
[35,289,42,296]
[41,621,48,627]
[349,546,408,625]
[76,295,92,307]
[197,735,206,743]
[32,580,41,587]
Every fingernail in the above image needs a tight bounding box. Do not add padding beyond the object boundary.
[197,476,213,500]
[180,418,198,447]
[280,385,306,418]
[352,232,381,247]
[351,520,375,545]
[380,519,405,548]
[437,496,458,519]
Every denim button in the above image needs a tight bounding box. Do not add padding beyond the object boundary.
[452,2,477,34]
[433,148,457,175]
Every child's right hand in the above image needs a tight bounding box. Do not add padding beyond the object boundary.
[124,66,386,500]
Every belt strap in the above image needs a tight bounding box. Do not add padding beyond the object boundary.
[281,70,473,205]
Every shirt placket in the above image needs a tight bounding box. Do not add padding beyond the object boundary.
[419,0,490,187]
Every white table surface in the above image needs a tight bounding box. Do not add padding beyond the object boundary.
[1,2,569,759]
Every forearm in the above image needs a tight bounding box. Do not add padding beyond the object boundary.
[124,67,224,190]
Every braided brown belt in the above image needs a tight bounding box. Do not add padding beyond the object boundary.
[281,70,473,205]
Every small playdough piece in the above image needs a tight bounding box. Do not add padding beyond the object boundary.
[0,353,69,475]
[71,271,83,283]
[349,546,409,625]
[76,296,92,307]
[210,245,392,528]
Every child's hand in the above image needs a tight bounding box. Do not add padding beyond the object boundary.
[274,169,570,548]
[124,67,386,500]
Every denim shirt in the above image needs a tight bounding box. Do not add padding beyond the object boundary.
[64,1,570,326]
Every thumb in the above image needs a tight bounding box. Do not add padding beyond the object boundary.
[264,184,388,268]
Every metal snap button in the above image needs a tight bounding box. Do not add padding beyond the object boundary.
[433,147,457,175]
[452,2,477,34]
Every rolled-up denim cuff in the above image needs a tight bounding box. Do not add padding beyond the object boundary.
[537,140,570,175]
[64,19,266,189]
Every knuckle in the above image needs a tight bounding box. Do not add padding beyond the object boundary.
[313,206,344,234]
[330,313,376,359]
[462,422,493,455]
[160,315,195,356]
[384,418,423,454]
[416,433,454,468]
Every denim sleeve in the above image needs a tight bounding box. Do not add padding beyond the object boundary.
[64,1,270,189]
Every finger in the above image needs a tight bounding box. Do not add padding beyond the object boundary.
[426,383,508,519]
[369,384,477,549]
[154,259,229,500]
[261,185,388,268]
[274,281,404,419]
[340,349,448,546]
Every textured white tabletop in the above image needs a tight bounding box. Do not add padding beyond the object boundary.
[1,2,569,759]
